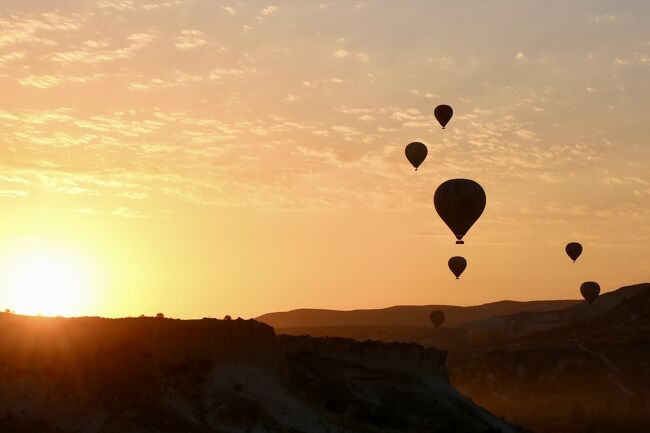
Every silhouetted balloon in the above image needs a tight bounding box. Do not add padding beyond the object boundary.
[448,256,467,279]
[434,179,486,244]
[566,242,583,262]
[404,142,428,171]
[430,310,445,328]
[580,281,600,304]
[434,105,453,129]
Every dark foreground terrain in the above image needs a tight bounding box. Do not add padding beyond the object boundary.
[0,313,520,433]
[263,283,650,433]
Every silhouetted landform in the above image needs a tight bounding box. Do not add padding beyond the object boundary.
[262,283,650,433]
[0,314,521,433]
[450,283,650,433]
[258,299,580,329]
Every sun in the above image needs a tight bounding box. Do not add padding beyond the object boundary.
[1,245,96,317]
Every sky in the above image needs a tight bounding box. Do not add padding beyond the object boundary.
[0,0,649,319]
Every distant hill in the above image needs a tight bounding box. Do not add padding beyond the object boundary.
[450,283,650,433]
[259,283,650,433]
[0,313,521,433]
[257,299,579,329]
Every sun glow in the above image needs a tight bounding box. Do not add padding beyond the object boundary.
[1,245,97,317]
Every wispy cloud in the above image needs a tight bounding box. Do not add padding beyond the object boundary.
[49,32,155,64]
[174,30,207,50]
[19,73,103,89]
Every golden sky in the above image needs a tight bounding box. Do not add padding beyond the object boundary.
[0,1,649,318]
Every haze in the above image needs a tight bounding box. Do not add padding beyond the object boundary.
[0,0,649,319]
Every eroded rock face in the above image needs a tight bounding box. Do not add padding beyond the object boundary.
[0,315,520,433]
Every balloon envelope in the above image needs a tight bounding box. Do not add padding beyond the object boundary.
[434,105,453,129]
[448,256,467,279]
[430,310,445,328]
[405,142,428,170]
[566,242,583,262]
[580,281,600,304]
[434,179,486,244]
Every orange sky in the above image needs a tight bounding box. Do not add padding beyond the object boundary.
[1,1,649,318]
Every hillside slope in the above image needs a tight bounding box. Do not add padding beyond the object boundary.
[447,283,650,433]
[0,314,521,433]
[258,299,579,329]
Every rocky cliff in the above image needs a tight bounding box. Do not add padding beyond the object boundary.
[0,314,520,433]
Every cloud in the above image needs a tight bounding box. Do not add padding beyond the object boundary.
[356,52,370,62]
[614,52,650,66]
[261,6,278,17]
[221,6,236,15]
[49,32,155,64]
[208,67,257,80]
[591,14,616,23]
[428,56,454,67]
[0,51,25,67]
[97,0,180,11]
[141,1,181,10]
[0,190,28,198]
[128,71,202,90]
[19,74,103,89]
[333,49,348,59]
[0,12,83,48]
[97,0,135,10]
[174,30,207,50]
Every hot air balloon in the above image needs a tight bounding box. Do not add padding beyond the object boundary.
[580,281,600,304]
[434,105,453,129]
[448,256,467,279]
[430,310,445,328]
[434,179,486,244]
[566,242,582,262]
[404,141,428,170]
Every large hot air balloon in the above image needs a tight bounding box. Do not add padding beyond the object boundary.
[566,242,582,262]
[434,105,453,129]
[448,256,467,279]
[580,281,600,304]
[430,310,445,328]
[434,179,486,244]
[404,142,428,171]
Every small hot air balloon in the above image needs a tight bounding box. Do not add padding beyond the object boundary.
[580,281,600,304]
[448,256,467,279]
[434,179,486,244]
[430,310,445,328]
[434,105,453,129]
[566,242,582,262]
[404,141,428,171]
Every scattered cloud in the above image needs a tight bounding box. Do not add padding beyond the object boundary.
[174,30,207,50]
[261,6,278,17]
[208,67,257,80]
[19,73,104,88]
[0,12,83,48]
[49,32,155,64]
[97,0,135,11]
[0,51,25,67]
[591,14,616,23]
[356,52,370,62]
[333,49,348,59]
[128,71,202,90]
